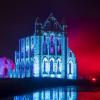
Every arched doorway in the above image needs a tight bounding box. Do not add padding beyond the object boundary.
[49,58,55,77]
[42,57,49,77]
[68,60,73,79]
[56,58,62,78]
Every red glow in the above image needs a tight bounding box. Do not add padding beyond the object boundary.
[78,92,100,100]
[92,78,96,82]
[68,20,100,79]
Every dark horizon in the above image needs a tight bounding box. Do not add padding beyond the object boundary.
[0,0,100,78]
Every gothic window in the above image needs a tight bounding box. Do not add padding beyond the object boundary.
[31,38,34,56]
[50,35,55,55]
[57,61,59,72]
[43,58,48,75]
[50,60,53,73]
[57,60,61,74]
[70,51,72,57]
[57,39,61,55]
[43,35,48,54]
[69,63,72,74]
[43,61,46,73]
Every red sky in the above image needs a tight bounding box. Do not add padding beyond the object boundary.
[68,19,100,79]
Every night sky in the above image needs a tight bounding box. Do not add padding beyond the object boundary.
[0,0,100,79]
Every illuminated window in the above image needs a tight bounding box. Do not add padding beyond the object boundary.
[33,58,39,77]
[31,37,34,56]
[57,60,61,74]
[42,58,49,76]
[69,63,72,74]
[50,60,53,73]
[43,35,48,54]
[43,61,47,74]
[50,35,55,55]
[57,39,61,55]
[57,61,59,72]
[44,61,46,72]
[70,51,72,57]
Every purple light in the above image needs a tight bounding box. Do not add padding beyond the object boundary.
[0,57,15,78]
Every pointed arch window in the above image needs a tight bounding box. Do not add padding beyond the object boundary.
[50,35,55,55]
[43,58,48,74]
[69,63,72,74]
[57,60,61,74]
[43,61,46,73]
[69,51,72,57]
[57,60,59,68]
[43,35,48,54]
[50,60,53,73]
[57,39,61,55]
[57,61,60,73]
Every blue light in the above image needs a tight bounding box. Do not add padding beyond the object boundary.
[9,14,77,79]
[33,56,39,77]
[67,86,77,100]
[14,86,77,100]
[33,92,39,99]
[42,57,49,77]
